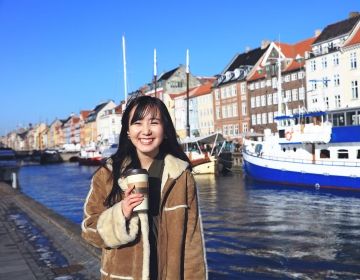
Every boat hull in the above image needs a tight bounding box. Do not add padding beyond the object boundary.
[243,152,360,190]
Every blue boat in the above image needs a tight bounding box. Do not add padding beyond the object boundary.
[243,108,360,190]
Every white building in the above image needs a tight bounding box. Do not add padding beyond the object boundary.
[306,13,360,112]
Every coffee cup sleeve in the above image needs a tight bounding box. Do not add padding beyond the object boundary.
[118,177,128,191]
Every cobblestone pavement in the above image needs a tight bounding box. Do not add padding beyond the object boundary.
[0,182,100,280]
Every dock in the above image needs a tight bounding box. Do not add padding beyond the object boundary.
[0,182,100,280]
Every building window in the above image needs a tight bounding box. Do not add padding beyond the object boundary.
[350,52,357,69]
[273,93,278,104]
[251,97,255,108]
[351,80,359,99]
[215,89,220,100]
[333,74,340,87]
[257,114,261,125]
[299,87,305,100]
[321,57,327,69]
[291,73,297,81]
[310,60,316,71]
[256,96,261,107]
[242,123,248,132]
[234,124,239,135]
[262,113,267,124]
[242,101,247,116]
[267,94,272,105]
[285,75,290,82]
[252,115,256,125]
[232,103,238,117]
[268,112,273,123]
[333,53,339,66]
[216,106,221,119]
[292,89,298,101]
[261,95,266,106]
[241,82,246,95]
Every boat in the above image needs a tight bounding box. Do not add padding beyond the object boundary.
[242,108,360,190]
[40,149,63,164]
[181,132,232,174]
[78,145,103,166]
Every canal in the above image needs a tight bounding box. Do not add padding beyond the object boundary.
[18,162,360,279]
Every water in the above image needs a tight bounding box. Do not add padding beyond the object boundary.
[19,163,360,279]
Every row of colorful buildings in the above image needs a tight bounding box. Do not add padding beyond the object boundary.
[1,12,360,151]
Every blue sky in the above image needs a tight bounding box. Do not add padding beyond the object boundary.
[0,0,359,136]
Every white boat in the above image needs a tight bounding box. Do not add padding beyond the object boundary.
[243,108,360,190]
[181,132,231,174]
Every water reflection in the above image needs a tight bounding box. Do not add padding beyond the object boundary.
[19,164,360,279]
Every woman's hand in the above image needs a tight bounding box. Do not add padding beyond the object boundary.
[121,185,144,220]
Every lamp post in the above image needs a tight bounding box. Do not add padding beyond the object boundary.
[186,49,190,137]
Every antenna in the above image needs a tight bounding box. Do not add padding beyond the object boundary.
[122,35,128,103]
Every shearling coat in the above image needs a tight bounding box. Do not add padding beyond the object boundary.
[81,154,208,280]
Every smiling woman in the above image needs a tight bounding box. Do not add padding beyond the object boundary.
[81,94,207,280]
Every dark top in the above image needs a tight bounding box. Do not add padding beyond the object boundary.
[147,152,165,280]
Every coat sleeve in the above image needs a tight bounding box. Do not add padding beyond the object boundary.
[81,168,140,248]
[184,171,208,279]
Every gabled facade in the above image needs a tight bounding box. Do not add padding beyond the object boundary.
[212,45,269,139]
[306,13,360,112]
[97,102,124,145]
[142,65,202,124]
[48,119,65,149]
[170,77,215,138]
[84,100,116,146]
[247,38,315,133]
[63,114,80,146]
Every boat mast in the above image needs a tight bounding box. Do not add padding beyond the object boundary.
[122,35,128,103]
[154,48,157,98]
[186,49,190,137]
[277,45,283,116]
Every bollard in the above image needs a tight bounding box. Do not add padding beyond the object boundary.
[12,172,17,189]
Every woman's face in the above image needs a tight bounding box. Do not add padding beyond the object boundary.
[127,106,164,159]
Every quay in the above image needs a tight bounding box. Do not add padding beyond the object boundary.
[0,181,100,280]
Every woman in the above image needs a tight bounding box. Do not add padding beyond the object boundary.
[81,95,207,280]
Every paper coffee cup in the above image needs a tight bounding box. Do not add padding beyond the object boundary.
[124,169,149,212]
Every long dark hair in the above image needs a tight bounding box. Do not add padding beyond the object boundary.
[104,94,191,207]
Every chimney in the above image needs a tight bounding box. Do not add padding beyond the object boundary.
[349,11,360,18]
[314,29,322,37]
[261,40,270,49]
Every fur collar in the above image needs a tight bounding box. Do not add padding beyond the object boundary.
[115,154,189,192]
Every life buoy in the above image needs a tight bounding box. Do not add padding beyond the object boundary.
[285,130,293,141]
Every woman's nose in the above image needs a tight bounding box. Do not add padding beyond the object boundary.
[142,124,151,134]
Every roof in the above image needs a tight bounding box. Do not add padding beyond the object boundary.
[225,46,269,72]
[215,46,269,87]
[158,67,179,81]
[169,78,215,100]
[86,101,111,122]
[343,21,360,47]
[248,37,316,81]
[313,14,360,44]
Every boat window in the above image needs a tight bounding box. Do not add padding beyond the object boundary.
[346,111,357,125]
[337,149,349,159]
[279,129,285,138]
[320,149,330,158]
[357,149,360,159]
[293,147,297,152]
[332,113,345,126]
[282,148,286,152]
